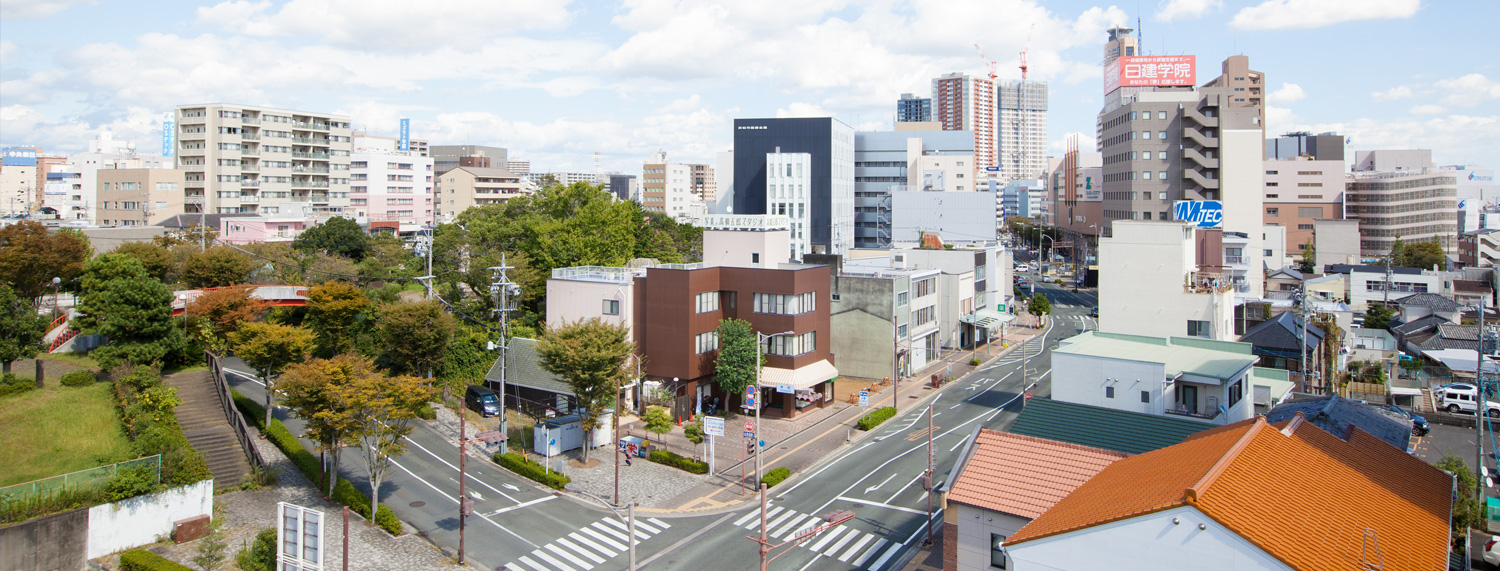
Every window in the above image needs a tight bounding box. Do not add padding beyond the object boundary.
[1105,386,1115,399]
[1143,131,1153,139]
[1187,320,1211,338]
[1159,171,1168,180]
[896,291,909,307]
[696,291,720,313]
[1159,131,1167,139]
[1143,171,1153,180]
[603,299,620,316]
[754,292,815,315]
[695,331,719,354]
[763,331,815,357]
[990,534,1008,569]
[914,278,936,297]
[897,324,908,338]
[1158,111,1168,120]
[1297,224,1314,230]
[914,306,936,326]
[751,252,760,264]
[1141,391,1151,403]
[1229,379,1243,408]
[1266,208,1279,217]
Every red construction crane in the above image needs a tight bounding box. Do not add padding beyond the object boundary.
[1019,24,1035,80]
[974,44,998,81]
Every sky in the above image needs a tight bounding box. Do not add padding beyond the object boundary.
[2,0,1497,174]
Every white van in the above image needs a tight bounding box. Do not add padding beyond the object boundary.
[1439,387,1500,417]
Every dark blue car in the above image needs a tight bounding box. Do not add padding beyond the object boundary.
[1385,404,1429,436]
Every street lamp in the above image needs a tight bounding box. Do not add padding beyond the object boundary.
[1032,233,1054,297]
[177,293,189,334]
[50,277,61,320]
[754,330,796,487]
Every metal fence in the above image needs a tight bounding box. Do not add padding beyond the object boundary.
[0,455,161,504]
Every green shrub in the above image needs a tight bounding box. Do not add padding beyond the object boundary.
[235,528,276,571]
[415,403,436,420]
[105,464,161,502]
[760,467,791,488]
[857,407,898,431]
[0,373,35,397]
[120,549,193,571]
[60,370,98,386]
[968,358,981,366]
[492,452,571,489]
[375,504,402,535]
[648,449,709,474]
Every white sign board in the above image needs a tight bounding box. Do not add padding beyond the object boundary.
[859,391,870,408]
[278,502,324,571]
[776,384,794,394]
[704,416,725,438]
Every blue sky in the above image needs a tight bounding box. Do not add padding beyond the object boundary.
[2,0,1496,173]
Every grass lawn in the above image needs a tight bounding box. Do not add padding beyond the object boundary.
[36,352,100,370]
[0,382,133,487]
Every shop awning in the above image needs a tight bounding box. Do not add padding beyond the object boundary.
[961,309,1014,330]
[759,359,839,391]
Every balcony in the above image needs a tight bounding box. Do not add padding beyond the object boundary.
[293,180,331,188]
[292,152,330,160]
[241,117,260,125]
[241,133,260,140]
[293,137,329,145]
[240,179,260,187]
[292,166,329,173]
[1164,407,1221,421]
[293,122,330,131]
[240,148,260,156]
[1184,271,1234,294]
[1183,169,1221,191]
[311,193,330,203]
[289,195,311,203]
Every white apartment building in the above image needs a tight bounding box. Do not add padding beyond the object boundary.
[997,80,1048,180]
[767,152,813,261]
[60,131,172,222]
[350,137,435,228]
[933,72,996,176]
[1347,150,1458,256]
[1098,221,1234,341]
[175,103,353,218]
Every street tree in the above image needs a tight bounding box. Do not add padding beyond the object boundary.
[643,406,673,443]
[153,223,217,249]
[1028,293,1052,317]
[535,318,634,462]
[280,353,362,497]
[712,318,760,398]
[188,286,271,353]
[232,321,315,428]
[111,242,174,283]
[0,285,49,374]
[1296,239,1315,274]
[305,281,370,357]
[376,300,456,379]
[182,247,255,288]
[1437,455,1481,542]
[293,217,372,261]
[74,254,185,370]
[1397,239,1445,271]
[1365,302,1396,331]
[346,363,433,519]
[0,221,91,299]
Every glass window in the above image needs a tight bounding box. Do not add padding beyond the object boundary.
[1141,391,1151,403]
[1105,386,1115,399]
[1143,131,1152,139]
[1159,131,1167,139]
[695,331,719,354]
[603,299,620,316]
[1158,111,1167,120]
[696,291,720,313]
[991,534,1007,569]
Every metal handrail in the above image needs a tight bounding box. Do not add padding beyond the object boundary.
[206,352,266,470]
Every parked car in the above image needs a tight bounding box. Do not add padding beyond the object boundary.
[1435,382,1478,394]
[465,384,502,418]
[1383,404,1429,436]
[1485,536,1500,566]
[1089,306,1099,318]
[1438,386,1500,417]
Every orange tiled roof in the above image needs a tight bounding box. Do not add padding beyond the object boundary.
[946,429,1128,520]
[1007,415,1452,571]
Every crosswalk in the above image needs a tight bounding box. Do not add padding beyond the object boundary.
[730,505,904,570]
[505,516,672,571]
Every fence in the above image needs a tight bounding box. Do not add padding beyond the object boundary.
[0,455,161,504]
[206,352,266,470]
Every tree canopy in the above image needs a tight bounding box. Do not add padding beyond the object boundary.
[182,247,256,288]
[1396,239,1446,271]
[187,285,271,352]
[713,318,760,399]
[0,221,91,298]
[74,254,185,369]
[1028,293,1052,316]
[111,242,175,283]
[535,318,634,461]
[305,281,370,357]
[232,321,314,427]
[294,217,372,261]
[375,300,456,378]
[0,285,49,374]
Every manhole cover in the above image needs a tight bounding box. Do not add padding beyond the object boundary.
[409,501,425,508]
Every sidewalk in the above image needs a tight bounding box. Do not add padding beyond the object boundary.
[640,318,1049,515]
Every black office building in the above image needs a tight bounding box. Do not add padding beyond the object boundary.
[731,117,854,256]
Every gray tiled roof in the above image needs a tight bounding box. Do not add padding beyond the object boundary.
[485,337,572,395]
[1240,311,1325,353]
[1008,398,1212,455]
[1391,315,1449,336]
[1265,395,1411,452]
[1393,292,1463,312]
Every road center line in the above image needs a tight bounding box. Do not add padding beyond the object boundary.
[391,457,537,548]
[484,495,556,516]
[836,496,927,515]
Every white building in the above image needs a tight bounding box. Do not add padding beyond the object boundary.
[997,80,1048,180]
[349,136,435,230]
[766,152,814,261]
[1051,331,1258,425]
[1097,220,1234,340]
[59,131,172,222]
[174,103,353,218]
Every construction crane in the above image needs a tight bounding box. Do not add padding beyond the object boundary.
[973,44,998,81]
[1019,23,1035,80]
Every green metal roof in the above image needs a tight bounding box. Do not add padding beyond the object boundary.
[485,337,573,395]
[1008,398,1212,455]
[1052,331,1258,381]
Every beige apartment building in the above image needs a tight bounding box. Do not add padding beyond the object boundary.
[96,168,185,226]
[436,166,525,220]
[1262,158,1345,253]
[1346,150,1458,256]
[690,163,716,203]
[175,103,353,217]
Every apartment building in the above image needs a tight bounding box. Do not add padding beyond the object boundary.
[1098,221,1235,341]
[731,118,856,258]
[350,137,434,226]
[1262,157,1345,251]
[853,128,975,248]
[506,160,530,175]
[640,151,698,219]
[529,172,605,187]
[96,168,185,226]
[1346,150,1458,256]
[1,149,37,216]
[63,131,173,222]
[1000,179,1045,220]
[997,80,1048,180]
[932,73,996,176]
[174,103,353,218]
[351,131,428,157]
[1460,229,1500,267]
[689,163,716,204]
[896,93,932,123]
[431,145,505,175]
[436,166,525,221]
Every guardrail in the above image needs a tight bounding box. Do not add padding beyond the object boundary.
[206,352,266,470]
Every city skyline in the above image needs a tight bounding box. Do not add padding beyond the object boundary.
[1,0,1496,173]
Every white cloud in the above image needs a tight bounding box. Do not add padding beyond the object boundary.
[1265,105,1296,133]
[1285,114,1500,167]
[0,105,164,153]
[1409,104,1445,115]
[1269,83,1305,103]
[775,102,831,118]
[196,0,574,52]
[1155,0,1222,22]
[0,0,93,19]
[1435,74,1500,107]
[1230,0,1420,30]
[1372,85,1414,101]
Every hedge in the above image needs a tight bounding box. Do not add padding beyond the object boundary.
[857,407,898,431]
[60,370,98,386]
[493,452,571,490]
[761,467,791,488]
[649,449,709,475]
[230,388,402,536]
[120,549,193,571]
[0,373,35,397]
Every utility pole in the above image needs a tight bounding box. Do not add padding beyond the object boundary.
[1479,296,1487,511]
[924,403,935,547]
[758,483,769,571]
[489,255,519,455]
[628,502,638,570]
[1299,280,1310,393]
[458,403,468,565]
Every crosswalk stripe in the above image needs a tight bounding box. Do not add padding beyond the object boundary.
[545,543,593,568]
[822,529,859,558]
[580,527,628,552]
[732,509,762,527]
[868,542,903,571]
[852,539,888,567]
[516,555,552,571]
[529,549,578,571]
[839,534,875,562]
[647,518,671,529]
[567,532,616,558]
[772,514,813,539]
[591,521,630,542]
[633,520,662,534]
[762,510,798,536]
[554,538,605,565]
[744,506,784,531]
[808,526,848,551]
[603,517,652,540]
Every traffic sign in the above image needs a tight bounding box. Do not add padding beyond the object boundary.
[859,391,869,408]
[704,416,725,438]
[759,440,765,448]
[744,420,755,432]
[744,431,755,439]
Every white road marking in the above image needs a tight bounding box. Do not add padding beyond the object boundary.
[484,495,555,516]
[808,525,848,551]
[550,539,602,566]
[852,539,889,566]
[836,496,928,516]
[389,457,537,548]
[885,472,924,503]
[864,472,897,494]
[579,526,627,551]
[839,534,876,562]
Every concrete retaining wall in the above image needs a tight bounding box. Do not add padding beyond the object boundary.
[0,508,88,571]
[86,479,214,559]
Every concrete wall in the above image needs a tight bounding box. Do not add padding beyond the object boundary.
[88,479,214,559]
[1220,129,1265,297]
[891,191,997,244]
[1098,221,1234,340]
[1314,219,1362,269]
[547,278,635,342]
[1053,352,1165,415]
[0,507,88,571]
[703,228,791,268]
[830,308,895,380]
[950,502,1030,571]
[1008,506,1291,570]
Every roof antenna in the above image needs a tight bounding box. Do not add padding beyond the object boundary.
[1138,17,1143,54]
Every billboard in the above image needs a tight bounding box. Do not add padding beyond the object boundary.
[399,118,410,151]
[1106,55,1196,93]
[1173,200,1223,228]
[161,113,175,157]
[1,147,37,166]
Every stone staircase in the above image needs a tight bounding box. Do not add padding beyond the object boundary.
[165,371,252,489]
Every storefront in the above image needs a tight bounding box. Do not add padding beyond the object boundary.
[755,359,838,419]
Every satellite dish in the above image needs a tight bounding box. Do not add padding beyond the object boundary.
[126,141,136,152]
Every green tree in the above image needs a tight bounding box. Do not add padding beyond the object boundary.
[713,318,760,398]
[232,321,315,428]
[294,217,372,261]
[153,223,217,249]
[1295,239,1315,274]
[74,255,184,370]
[111,242,174,283]
[191,532,227,571]
[437,325,499,401]
[1365,302,1396,331]
[643,406,673,443]
[186,285,270,353]
[1028,293,1052,317]
[1437,455,1481,544]
[305,282,370,357]
[345,360,434,519]
[182,246,255,288]
[376,300,456,378]
[0,220,91,299]
[0,285,49,374]
[1397,239,1446,270]
[535,319,634,462]
[281,354,358,496]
